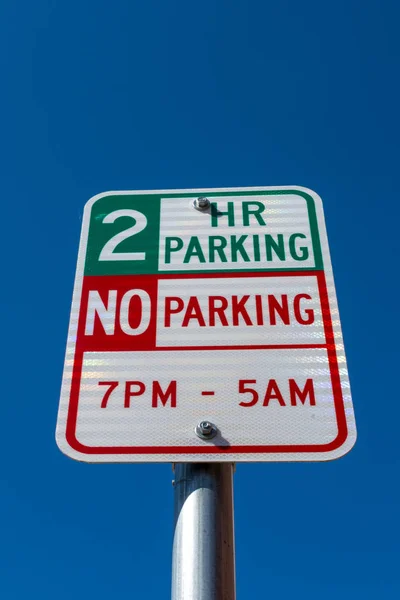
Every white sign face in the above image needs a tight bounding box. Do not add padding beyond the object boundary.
[56,186,356,462]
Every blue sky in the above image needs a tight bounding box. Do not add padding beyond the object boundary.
[1,1,399,598]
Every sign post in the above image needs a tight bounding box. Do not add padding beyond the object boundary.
[56,186,356,599]
[172,463,235,600]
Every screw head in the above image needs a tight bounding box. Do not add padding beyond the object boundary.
[195,420,217,440]
[193,197,211,211]
[200,421,212,433]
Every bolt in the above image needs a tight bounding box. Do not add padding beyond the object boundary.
[195,420,217,440]
[193,197,211,211]
[200,421,212,433]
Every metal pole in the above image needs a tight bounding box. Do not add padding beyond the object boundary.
[171,463,236,600]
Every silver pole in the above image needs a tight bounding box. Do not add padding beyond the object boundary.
[171,463,236,600]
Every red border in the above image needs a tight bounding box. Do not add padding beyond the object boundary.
[65,270,348,455]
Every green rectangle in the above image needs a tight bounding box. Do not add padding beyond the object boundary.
[84,194,161,275]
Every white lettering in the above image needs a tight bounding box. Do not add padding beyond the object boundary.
[120,289,151,335]
[85,290,117,335]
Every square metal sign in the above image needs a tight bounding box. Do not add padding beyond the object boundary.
[56,186,356,462]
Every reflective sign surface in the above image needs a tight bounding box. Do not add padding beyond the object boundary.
[56,187,356,462]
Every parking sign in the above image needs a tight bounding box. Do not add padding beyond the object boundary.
[56,187,356,462]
